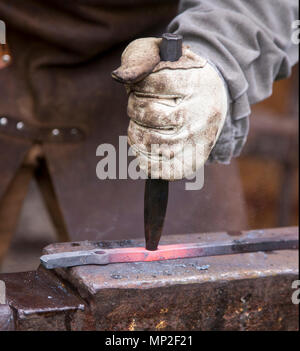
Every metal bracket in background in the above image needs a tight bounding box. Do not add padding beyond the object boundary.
[41,230,298,269]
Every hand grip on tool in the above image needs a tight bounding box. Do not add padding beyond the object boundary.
[111,33,183,251]
[144,33,182,251]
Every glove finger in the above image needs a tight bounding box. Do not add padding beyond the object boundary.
[127,90,184,130]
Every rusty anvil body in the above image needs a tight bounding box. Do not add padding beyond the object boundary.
[0,227,298,331]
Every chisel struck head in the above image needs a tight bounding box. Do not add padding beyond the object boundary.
[160,33,183,62]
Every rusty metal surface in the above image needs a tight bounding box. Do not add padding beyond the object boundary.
[0,266,89,331]
[44,227,299,331]
[0,304,14,331]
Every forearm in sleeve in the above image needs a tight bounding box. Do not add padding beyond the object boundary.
[168,0,299,162]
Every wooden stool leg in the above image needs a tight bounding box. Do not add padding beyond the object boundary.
[0,165,33,264]
[34,158,70,243]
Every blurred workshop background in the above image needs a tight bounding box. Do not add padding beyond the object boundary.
[0,42,298,273]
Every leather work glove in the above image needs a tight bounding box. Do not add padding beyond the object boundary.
[112,38,228,180]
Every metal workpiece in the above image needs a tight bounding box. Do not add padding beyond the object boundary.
[41,227,298,269]
[42,227,299,290]
[40,227,298,331]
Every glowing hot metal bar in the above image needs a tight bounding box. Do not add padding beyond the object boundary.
[40,231,298,269]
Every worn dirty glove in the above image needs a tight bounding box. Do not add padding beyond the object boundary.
[112,38,228,180]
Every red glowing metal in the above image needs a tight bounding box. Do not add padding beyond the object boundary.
[105,244,203,263]
[41,231,298,269]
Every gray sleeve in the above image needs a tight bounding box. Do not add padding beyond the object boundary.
[168,0,299,163]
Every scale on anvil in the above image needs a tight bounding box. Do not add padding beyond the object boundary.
[40,34,298,269]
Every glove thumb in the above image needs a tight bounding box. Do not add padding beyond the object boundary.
[111,37,162,84]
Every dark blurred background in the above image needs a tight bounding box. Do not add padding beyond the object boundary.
[1,64,298,273]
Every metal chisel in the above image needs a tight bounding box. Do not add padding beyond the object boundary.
[144,33,183,251]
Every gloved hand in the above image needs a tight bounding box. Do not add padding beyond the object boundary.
[112,38,228,180]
